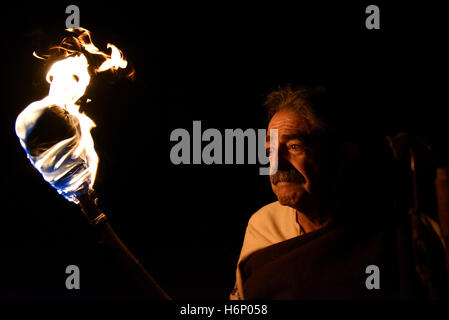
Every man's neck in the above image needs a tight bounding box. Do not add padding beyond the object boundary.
[295,207,335,234]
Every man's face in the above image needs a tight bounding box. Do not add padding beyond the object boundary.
[266,109,327,210]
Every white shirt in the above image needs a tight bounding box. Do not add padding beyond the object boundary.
[230,201,304,300]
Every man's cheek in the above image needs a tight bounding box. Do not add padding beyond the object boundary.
[304,159,320,182]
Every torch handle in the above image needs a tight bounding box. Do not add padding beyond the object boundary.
[78,192,171,300]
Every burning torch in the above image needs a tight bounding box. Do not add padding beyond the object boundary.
[15,28,170,299]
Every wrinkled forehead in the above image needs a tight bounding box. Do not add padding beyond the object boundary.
[267,109,312,141]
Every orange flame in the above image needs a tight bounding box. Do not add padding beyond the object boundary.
[15,28,129,203]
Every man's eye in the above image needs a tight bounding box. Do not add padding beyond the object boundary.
[288,144,305,152]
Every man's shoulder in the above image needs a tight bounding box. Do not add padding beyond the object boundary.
[239,201,299,255]
[247,201,298,238]
[249,201,291,224]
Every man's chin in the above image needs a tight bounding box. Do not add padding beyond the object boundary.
[277,195,302,207]
[273,183,306,208]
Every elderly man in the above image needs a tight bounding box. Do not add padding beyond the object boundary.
[230,85,449,300]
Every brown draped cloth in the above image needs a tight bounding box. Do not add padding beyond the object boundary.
[239,210,449,300]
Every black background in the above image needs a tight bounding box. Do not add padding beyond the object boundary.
[1,1,447,301]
